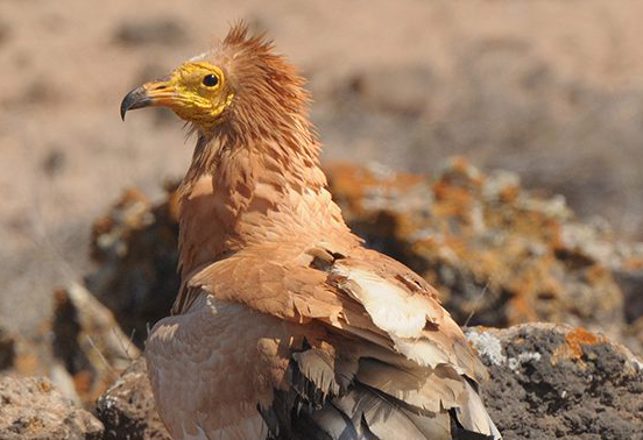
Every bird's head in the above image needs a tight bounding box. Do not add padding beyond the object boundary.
[120,61,234,127]
[121,22,310,138]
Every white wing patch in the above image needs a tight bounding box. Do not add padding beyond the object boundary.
[331,266,431,338]
[329,264,465,371]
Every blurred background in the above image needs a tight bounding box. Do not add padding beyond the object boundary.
[1,0,642,342]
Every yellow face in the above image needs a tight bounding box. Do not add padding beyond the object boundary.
[120,61,234,128]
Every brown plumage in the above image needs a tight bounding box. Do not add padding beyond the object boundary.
[121,23,501,440]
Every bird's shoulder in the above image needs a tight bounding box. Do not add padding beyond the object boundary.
[180,238,486,382]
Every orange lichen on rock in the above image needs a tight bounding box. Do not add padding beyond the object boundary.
[432,157,482,224]
[326,161,425,215]
[565,327,604,356]
[432,180,475,221]
[552,327,606,364]
[326,158,628,343]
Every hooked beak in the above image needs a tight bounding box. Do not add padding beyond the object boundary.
[120,77,176,121]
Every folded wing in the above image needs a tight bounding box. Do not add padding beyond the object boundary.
[182,242,501,439]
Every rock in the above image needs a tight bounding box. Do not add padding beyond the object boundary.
[96,358,170,440]
[467,324,643,440]
[0,376,103,440]
[86,187,180,347]
[52,283,140,406]
[326,159,638,351]
[94,325,642,440]
[0,283,139,407]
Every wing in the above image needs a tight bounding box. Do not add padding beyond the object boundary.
[181,242,500,439]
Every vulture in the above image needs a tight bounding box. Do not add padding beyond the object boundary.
[120,22,501,440]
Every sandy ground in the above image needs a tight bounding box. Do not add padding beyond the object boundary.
[1,0,642,334]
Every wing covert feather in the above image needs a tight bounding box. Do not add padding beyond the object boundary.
[181,242,498,439]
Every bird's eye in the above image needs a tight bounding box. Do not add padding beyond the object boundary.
[202,74,219,87]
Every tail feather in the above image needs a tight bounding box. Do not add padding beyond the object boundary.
[263,346,501,439]
[452,381,500,439]
[331,385,449,440]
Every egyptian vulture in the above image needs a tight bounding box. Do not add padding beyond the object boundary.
[121,22,501,440]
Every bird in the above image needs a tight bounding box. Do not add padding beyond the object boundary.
[120,22,501,440]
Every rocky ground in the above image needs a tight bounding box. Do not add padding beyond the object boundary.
[95,324,643,440]
[0,376,103,440]
[3,325,642,440]
[469,324,642,440]
[1,161,642,439]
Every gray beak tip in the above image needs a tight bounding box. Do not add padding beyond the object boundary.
[120,86,150,121]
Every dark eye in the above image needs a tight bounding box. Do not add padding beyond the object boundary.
[202,74,219,87]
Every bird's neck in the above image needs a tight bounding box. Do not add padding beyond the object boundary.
[176,127,352,278]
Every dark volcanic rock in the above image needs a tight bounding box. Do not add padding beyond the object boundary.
[86,187,180,347]
[96,357,170,440]
[0,376,103,440]
[466,324,643,440]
